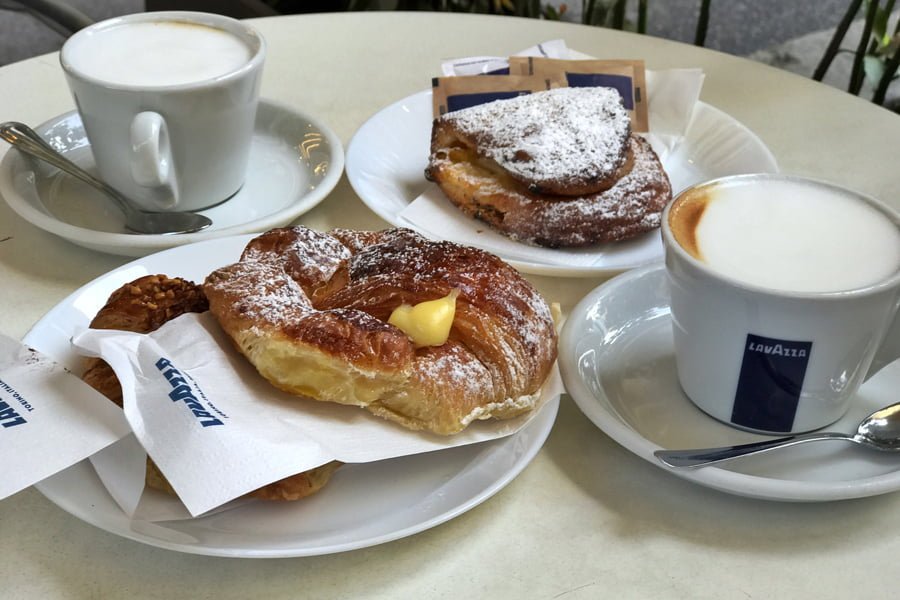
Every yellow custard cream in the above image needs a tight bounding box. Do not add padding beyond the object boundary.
[389,290,459,347]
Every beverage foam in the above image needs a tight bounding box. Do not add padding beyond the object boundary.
[670,179,900,293]
[65,21,252,87]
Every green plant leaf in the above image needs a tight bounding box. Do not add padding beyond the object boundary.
[864,53,886,83]
[873,5,889,40]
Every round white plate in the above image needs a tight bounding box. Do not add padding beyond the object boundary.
[24,235,558,557]
[345,90,778,277]
[0,99,344,258]
[558,264,900,502]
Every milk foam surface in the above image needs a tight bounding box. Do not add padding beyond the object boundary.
[694,180,900,293]
[65,21,252,87]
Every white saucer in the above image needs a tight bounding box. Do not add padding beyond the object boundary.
[558,264,900,502]
[345,90,778,277]
[0,99,344,257]
[24,235,558,557]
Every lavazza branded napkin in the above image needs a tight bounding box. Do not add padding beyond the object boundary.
[71,312,563,517]
[0,334,131,500]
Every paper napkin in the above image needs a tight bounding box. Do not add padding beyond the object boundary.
[72,312,563,517]
[89,433,252,522]
[0,334,131,500]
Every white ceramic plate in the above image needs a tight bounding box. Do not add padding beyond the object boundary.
[24,235,558,557]
[345,90,778,277]
[0,99,344,257]
[558,264,900,502]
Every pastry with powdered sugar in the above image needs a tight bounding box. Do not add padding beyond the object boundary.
[426,86,672,247]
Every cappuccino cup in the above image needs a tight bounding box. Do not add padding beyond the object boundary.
[662,173,900,434]
[60,11,265,213]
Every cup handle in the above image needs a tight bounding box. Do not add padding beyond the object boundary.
[129,111,178,210]
[867,299,900,379]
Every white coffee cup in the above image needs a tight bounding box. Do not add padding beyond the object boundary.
[60,11,266,213]
[662,173,900,434]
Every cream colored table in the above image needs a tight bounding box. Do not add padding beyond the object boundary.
[2,12,899,599]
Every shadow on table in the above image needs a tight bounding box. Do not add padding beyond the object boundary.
[541,393,899,554]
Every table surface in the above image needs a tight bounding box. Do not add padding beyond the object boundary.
[3,11,900,599]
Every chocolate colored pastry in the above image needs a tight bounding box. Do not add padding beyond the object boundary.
[203,226,558,435]
[81,274,340,502]
[425,87,672,247]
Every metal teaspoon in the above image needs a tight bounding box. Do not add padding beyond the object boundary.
[654,401,900,468]
[0,121,212,235]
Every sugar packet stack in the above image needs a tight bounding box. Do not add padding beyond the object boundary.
[400,41,705,269]
[72,312,564,518]
[0,334,131,500]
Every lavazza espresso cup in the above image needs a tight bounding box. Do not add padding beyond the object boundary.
[662,173,900,434]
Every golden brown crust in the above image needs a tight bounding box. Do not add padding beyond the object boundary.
[88,274,210,333]
[427,134,672,247]
[81,274,340,502]
[203,227,558,435]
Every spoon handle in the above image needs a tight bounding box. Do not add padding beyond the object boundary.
[0,121,133,216]
[654,431,853,468]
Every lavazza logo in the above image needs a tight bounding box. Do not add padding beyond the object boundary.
[0,377,32,428]
[155,357,225,428]
[746,339,809,358]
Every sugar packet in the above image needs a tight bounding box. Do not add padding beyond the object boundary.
[431,74,562,117]
[0,333,131,500]
[440,39,570,76]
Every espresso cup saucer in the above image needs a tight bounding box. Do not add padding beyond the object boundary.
[558,263,900,502]
[0,98,344,257]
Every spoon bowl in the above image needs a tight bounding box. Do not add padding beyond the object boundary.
[0,121,212,235]
[655,401,900,468]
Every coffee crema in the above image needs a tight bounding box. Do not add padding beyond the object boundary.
[668,178,900,293]
[64,20,253,87]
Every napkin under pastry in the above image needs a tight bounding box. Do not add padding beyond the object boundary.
[72,312,563,517]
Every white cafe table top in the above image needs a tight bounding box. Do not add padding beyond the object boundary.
[2,11,900,599]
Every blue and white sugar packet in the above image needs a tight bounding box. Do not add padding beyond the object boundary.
[0,334,131,500]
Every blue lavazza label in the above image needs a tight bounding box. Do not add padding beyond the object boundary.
[732,334,812,432]
[155,357,225,428]
[0,377,31,428]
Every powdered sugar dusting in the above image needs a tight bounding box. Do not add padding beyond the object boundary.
[241,227,350,289]
[352,231,555,402]
[416,343,494,399]
[441,87,630,191]
[522,136,669,240]
[433,135,671,247]
[344,230,555,371]
[206,261,313,327]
